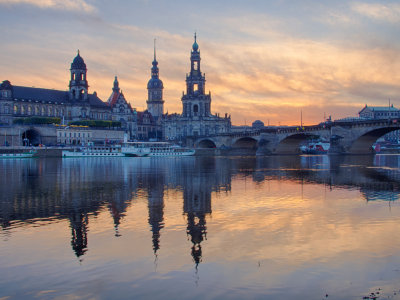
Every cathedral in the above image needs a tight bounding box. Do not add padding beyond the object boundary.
[163,34,231,140]
[0,35,231,145]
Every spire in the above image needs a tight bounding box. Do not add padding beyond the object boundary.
[151,41,159,78]
[154,38,157,62]
[113,76,120,93]
[192,32,199,52]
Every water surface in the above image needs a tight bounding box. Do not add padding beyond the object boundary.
[1,155,400,299]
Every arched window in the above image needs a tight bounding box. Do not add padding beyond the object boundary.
[193,104,199,115]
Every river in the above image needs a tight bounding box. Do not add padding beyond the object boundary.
[1,155,400,299]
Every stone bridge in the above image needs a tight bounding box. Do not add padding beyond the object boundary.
[189,118,400,155]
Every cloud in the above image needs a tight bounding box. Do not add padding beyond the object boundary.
[351,2,400,23]
[1,3,400,126]
[0,0,96,13]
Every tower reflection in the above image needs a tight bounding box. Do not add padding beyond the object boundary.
[1,155,400,263]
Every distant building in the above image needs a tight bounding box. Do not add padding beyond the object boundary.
[0,51,138,144]
[107,76,137,139]
[163,34,231,141]
[145,42,164,139]
[136,110,156,140]
[0,51,112,126]
[359,104,400,119]
[1,39,232,145]
[252,120,264,129]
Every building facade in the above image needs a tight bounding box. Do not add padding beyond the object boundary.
[359,104,400,119]
[0,51,138,144]
[0,51,113,126]
[107,76,137,139]
[163,35,231,141]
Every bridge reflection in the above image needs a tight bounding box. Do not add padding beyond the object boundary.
[0,155,399,263]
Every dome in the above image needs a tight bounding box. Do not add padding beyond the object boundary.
[0,80,13,90]
[252,120,264,128]
[192,40,199,51]
[71,51,86,69]
[147,78,164,89]
[192,33,199,51]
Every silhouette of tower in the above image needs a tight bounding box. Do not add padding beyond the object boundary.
[69,212,88,258]
[146,39,164,121]
[148,187,165,255]
[183,169,212,268]
[69,50,88,100]
[181,33,211,118]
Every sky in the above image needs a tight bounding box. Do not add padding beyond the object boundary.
[0,0,399,126]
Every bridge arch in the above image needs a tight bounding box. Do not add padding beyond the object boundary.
[21,128,41,146]
[197,138,217,148]
[232,137,258,149]
[349,127,400,154]
[276,133,314,154]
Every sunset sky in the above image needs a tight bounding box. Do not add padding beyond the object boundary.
[1,0,399,125]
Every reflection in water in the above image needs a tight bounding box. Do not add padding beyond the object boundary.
[1,155,400,299]
[1,156,400,260]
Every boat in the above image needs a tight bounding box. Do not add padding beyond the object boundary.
[300,141,330,154]
[62,142,195,158]
[62,145,125,157]
[121,142,151,157]
[0,150,36,158]
[124,142,195,157]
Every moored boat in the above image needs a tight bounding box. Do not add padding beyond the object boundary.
[300,141,330,154]
[62,145,125,157]
[124,142,195,157]
[0,151,36,158]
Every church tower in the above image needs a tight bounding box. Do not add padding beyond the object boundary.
[146,40,164,120]
[181,33,211,118]
[69,50,88,100]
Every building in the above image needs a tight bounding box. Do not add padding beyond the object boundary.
[1,38,232,145]
[136,110,156,140]
[0,51,136,145]
[163,34,231,141]
[359,104,400,119]
[137,42,164,141]
[107,76,137,139]
[0,51,113,126]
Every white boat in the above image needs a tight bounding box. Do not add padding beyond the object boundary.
[62,145,125,157]
[0,151,36,158]
[124,142,195,157]
[121,142,151,157]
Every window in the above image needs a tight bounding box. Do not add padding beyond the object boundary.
[14,105,18,114]
[193,104,199,115]
[193,83,199,92]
